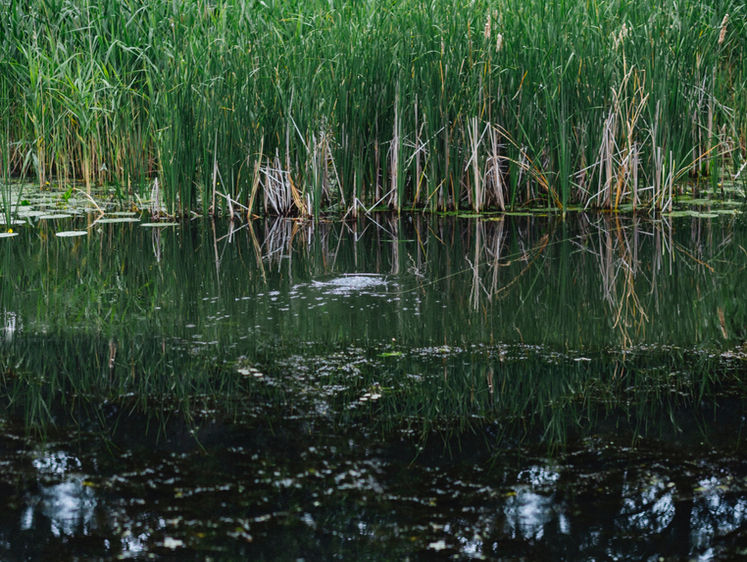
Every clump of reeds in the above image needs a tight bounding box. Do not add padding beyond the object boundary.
[0,0,744,215]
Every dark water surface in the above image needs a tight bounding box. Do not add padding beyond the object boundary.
[2,212,747,560]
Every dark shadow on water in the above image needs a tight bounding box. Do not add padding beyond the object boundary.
[2,385,747,561]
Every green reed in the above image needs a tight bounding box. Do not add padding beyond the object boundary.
[0,83,9,226]
[0,0,744,215]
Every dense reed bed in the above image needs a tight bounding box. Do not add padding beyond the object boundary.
[0,0,745,215]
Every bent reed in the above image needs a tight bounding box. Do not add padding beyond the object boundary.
[0,0,744,216]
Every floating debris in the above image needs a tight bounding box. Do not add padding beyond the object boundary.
[162,537,184,549]
[238,366,264,378]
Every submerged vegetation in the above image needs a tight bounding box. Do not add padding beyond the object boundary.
[0,0,745,215]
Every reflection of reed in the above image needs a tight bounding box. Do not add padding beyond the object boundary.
[609,216,648,338]
[590,217,639,344]
[261,218,296,268]
[150,226,162,263]
[387,216,400,276]
[577,215,679,346]
[485,219,507,298]
[460,221,500,309]
[409,215,427,281]
[469,220,481,310]
[432,217,550,311]
[255,218,347,277]
[246,221,266,282]
[240,213,721,350]
[651,217,674,314]
[485,229,549,306]
[212,219,221,291]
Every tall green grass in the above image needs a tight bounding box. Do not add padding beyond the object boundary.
[0,0,744,215]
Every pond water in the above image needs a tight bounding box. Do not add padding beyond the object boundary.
[2,207,747,560]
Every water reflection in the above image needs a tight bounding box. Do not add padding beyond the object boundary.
[1,400,747,560]
[502,489,556,540]
[33,479,97,537]
[621,475,675,533]
[1,213,747,559]
[0,212,742,352]
[1,310,18,342]
[29,452,91,536]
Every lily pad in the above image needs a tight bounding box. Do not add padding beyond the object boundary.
[680,198,713,205]
[614,204,636,212]
[97,217,141,224]
[38,214,74,220]
[140,222,178,227]
[665,210,721,218]
[16,210,48,218]
[55,231,87,237]
[690,212,719,218]
[0,232,19,238]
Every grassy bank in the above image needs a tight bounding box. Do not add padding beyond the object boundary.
[0,0,745,215]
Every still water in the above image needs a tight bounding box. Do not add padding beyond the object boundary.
[2,211,747,560]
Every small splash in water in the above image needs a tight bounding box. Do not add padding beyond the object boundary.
[308,274,390,296]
